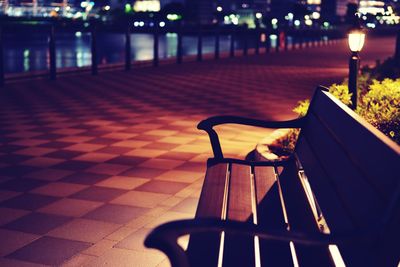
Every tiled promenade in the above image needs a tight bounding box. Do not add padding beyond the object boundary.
[0,36,396,266]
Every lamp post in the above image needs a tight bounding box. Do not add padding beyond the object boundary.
[347,22,365,110]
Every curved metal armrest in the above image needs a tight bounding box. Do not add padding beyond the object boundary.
[197,116,305,159]
[145,218,370,267]
[198,116,304,130]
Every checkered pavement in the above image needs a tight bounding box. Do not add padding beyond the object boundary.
[0,37,395,266]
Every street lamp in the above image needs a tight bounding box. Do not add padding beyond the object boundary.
[347,19,365,110]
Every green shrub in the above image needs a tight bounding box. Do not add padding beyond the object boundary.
[273,78,400,154]
[357,78,400,144]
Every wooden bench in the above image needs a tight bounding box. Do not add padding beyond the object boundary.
[145,87,400,267]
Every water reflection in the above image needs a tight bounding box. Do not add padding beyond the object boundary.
[3,32,267,74]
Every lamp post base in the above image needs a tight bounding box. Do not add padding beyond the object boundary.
[348,53,359,110]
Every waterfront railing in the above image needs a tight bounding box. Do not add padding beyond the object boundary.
[0,22,346,87]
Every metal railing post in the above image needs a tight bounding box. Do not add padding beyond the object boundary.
[153,24,159,67]
[255,29,260,55]
[265,31,270,53]
[197,25,202,62]
[243,29,248,56]
[230,29,235,58]
[284,34,288,51]
[0,26,4,87]
[177,23,182,64]
[125,26,131,71]
[214,26,220,60]
[275,31,280,52]
[299,35,304,49]
[49,24,56,80]
[91,25,98,75]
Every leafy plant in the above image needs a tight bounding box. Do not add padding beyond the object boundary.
[273,77,400,155]
[357,79,400,144]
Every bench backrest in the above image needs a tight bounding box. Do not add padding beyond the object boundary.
[295,88,400,266]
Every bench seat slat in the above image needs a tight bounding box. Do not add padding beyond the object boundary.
[255,166,294,267]
[223,164,255,267]
[277,161,335,267]
[187,163,228,267]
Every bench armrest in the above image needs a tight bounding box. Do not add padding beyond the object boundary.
[197,116,305,159]
[145,218,370,267]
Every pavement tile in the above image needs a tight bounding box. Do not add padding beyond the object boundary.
[175,162,206,173]
[170,197,199,214]
[139,158,184,170]
[70,186,127,202]
[47,218,121,243]
[111,191,171,208]
[20,157,65,168]
[84,247,165,267]
[73,152,118,163]
[95,146,132,155]
[112,140,151,148]
[114,228,151,251]
[38,141,75,149]
[6,236,91,266]
[24,168,74,181]
[0,190,21,203]
[0,207,30,226]
[64,144,105,152]
[144,211,193,229]
[84,204,149,224]
[124,148,167,158]
[0,257,45,267]
[0,179,46,192]
[135,180,189,195]
[61,172,110,185]
[30,182,88,197]
[14,147,56,157]
[120,167,166,179]
[38,198,103,217]
[60,253,96,267]
[143,142,180,150]
[44,150,83,159]
[154,170,203,183]
[0,154,31,165]
[106,155,148,166]
[85,163,131,175]
[0,229,39,257]
[4,212,71,235]
[157,151,198,161]
[96,176,149,190]
[0,193,59,211]
[0,166,39,178]
[53,160,95,171]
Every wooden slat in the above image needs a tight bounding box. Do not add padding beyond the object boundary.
[195,163,229,218]
[254,166,294,267]
[277,161,335,267]
[310,90,400,198]
[295,136,355,231]
[302,112,384,228]
[301,90,400,266]
[187,163,229,267]
[223,164,255,267]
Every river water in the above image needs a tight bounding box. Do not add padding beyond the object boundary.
[4,31,276,74]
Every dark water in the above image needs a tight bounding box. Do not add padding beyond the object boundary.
[3,31,291,74]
